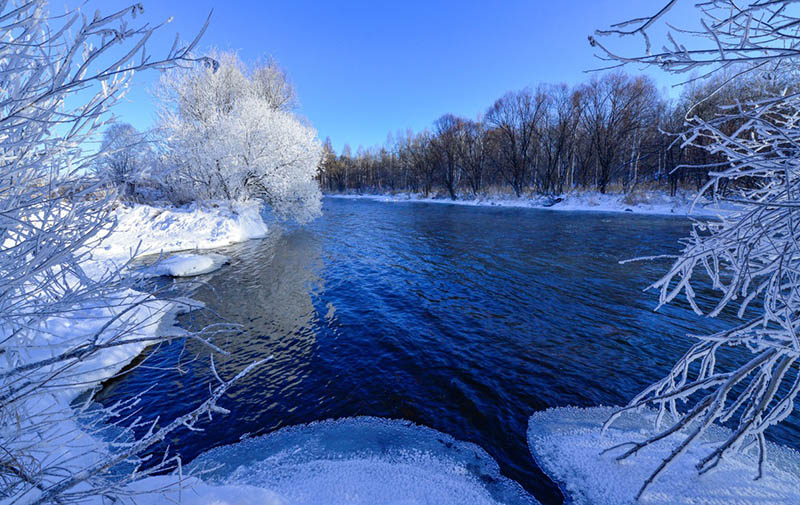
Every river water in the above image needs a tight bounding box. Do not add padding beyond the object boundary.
[97,197,800,504]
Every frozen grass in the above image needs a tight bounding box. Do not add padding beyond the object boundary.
[527,406,800,505]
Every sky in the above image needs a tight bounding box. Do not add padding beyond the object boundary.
[91,0,700,153]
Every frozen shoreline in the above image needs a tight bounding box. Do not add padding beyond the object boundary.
[3,202,273,505]
[528,406,800,505]
[325,191,736,218]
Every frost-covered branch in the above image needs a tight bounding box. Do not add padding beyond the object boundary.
[0,2,261,504]
[594,0,800,499]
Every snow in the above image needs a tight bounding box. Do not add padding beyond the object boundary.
[327,190,739,218]
[186,416,539,505]
[527,406,800,505]
[1,202,270,505]
[141,252,230,277]
[101,476,284,505]
[92,202,268,266]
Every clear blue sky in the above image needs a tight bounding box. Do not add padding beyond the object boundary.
[94,0,698,153]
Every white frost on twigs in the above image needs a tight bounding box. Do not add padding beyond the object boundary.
[528,406,800,505]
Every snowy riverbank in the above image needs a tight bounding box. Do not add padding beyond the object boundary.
[12,201,800,505]
[326,190,736,217]
[2,202,274,505]
[528,406,800,505]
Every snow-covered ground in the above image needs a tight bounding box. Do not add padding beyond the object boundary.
[327,190,736,217]
[89,202,268,273]
[2,202,273,505]
[527,406,800,505]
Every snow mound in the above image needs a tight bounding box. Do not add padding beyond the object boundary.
[187,416,539,505]
[143,253,230,277]
[527,406,800,505]
[92,202,268,268]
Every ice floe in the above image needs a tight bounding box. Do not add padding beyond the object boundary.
[142,252,230,277]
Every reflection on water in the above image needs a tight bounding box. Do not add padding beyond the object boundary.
[96,228,326,456]
[179,229,325,411]
[97,198,800,505]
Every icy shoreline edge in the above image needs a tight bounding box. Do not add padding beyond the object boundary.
[527,406,800,505]
[325,191,736,218]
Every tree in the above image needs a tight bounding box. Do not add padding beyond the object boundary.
[433,114,465,200]
[485,88,547,196]
[95,123,152,200]
[539,84,582,194]
[156,50,322,223]
[460,119,488,196]
[577,72,658,194]
[0,2,257,504]
[593,1,800,498]
[250,55,298,112]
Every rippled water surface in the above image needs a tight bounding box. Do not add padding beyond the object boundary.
[98,197,800,504]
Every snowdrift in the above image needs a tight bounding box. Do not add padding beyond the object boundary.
[92,202,268,270]
[527,406,800,505]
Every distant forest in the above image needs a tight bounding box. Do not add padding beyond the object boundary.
[318,70,785,199]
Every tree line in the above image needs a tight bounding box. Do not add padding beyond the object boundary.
[319,70,779,199]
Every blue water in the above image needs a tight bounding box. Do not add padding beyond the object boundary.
[97,197,800,504]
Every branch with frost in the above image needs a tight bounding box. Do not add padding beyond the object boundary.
[594,1,800,499]
[28,358,267,505]
[0,2,262,504]
[590,0,800,79]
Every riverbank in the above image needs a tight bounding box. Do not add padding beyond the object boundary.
[3,202,274,505]
[12,199,800,505]
[325,190,735,217]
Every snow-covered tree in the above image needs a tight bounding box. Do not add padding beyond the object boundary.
[592,1,800,498]
[156,51,322,223]
[94,123,153,200]
[0,3,257,503]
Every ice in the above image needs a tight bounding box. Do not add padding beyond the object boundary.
[142,252,230,277]
[527,406,800,505]
[98,476,284,505]
[187,416,539,505]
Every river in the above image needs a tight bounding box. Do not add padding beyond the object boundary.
[97,197,800,504]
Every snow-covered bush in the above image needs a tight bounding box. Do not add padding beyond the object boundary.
[156,51,323,223]
[591,0,800,498]
[94,123,154,200]
[0,3,256,503]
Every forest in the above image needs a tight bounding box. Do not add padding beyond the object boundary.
[319,69,790,199]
